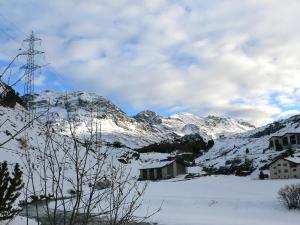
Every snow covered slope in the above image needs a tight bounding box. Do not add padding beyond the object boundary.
[29,90,255,148]
[3,90,300,174]
[197,115,300,172]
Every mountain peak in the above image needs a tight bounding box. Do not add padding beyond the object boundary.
[133,110,162,125]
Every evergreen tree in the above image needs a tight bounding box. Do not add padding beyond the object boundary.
[0,161,24,220]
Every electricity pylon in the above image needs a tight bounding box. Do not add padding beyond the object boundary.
[21,31,44,123]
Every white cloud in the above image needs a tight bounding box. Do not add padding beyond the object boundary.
[1,0,300,125]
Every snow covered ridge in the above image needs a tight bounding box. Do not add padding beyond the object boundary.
[3,90,300,174]
[27,90,255,148]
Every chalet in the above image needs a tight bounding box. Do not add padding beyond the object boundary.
[269,133,300,151]
[269,157,300,179]
[139,159,187,180]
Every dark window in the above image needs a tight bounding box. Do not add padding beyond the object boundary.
[290,135,296,145]
[167,164,173,177]
[278,170,281,173]
[269,140,274,147]
[293,168,297,172]
[142,170,147,179]
[290,162,297,168]
[277,164,281,166]
[283,163,288,167]
[274,166,277,169]
[295,175,297,178]
[283,137,288,146]
[274,172,277,175]
[149,169,154,180]
[284,169,288,173]
[275,140,282,151]
[157,168,162,179]
[297,135,300,144]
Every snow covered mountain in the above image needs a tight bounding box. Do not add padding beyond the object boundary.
[28,90,255,148]
[1,89,300,174]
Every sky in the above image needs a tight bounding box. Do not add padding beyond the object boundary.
[0,0,300,126]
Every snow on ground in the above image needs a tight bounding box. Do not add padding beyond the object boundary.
[0,216,38,225]
[137,176,300,225]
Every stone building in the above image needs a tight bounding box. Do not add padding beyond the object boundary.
[139,160,187,180]
[269,157,300,179]
[269,133,300,151]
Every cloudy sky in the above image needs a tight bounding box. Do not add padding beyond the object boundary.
[0,0,300,125]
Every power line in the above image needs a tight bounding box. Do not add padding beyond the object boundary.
[0,53,21,80]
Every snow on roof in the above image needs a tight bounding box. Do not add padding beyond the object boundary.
[269,132,300,139]
[140,160,175,170]
[285,157,300,164]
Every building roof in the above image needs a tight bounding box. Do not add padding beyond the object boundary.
[285,157,300,164]
[140,160,175,170]
[269,132,300,140]
[270,156,300,165]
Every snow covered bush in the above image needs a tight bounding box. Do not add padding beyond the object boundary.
[278,184,300,209]
[203,158,254,176]
[0,161,24,220]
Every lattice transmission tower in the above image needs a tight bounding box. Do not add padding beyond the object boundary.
[21,31,44,123]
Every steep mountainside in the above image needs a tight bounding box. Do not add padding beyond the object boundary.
[29,90,255,148]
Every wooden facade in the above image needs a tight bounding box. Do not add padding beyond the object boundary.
[139,160,187,180]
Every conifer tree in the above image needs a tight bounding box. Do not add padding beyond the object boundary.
[0,161,24,220]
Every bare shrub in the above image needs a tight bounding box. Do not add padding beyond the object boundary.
[278,184,300,209]
[18,137,28,149]
[21,101,160,225]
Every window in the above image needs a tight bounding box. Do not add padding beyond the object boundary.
[290,135,296,145]
[156,168,162,179]
[290,162,297,168]
[284,169,288,173]
[149,169,154,180]
[275,140,282,150]
[293,168,297,172]
[278,170,281,173]
[273,166,277,169]
[274,172,277,175]
[277,164,281,166]
[283,163,288,167]
[297,135,300,144]
[283,137,288,146]
[269,140,274,147]
[142,170,147,179]
[295,175,297,178]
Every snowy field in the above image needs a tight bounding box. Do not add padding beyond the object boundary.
[1,176,300,225]
[138,176,300,225]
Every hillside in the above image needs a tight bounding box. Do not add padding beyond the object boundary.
[197,115,300,174]
[2,90,300,175]
[24,90,300,173]
[1,89,300,225]
[28,90,255,149]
